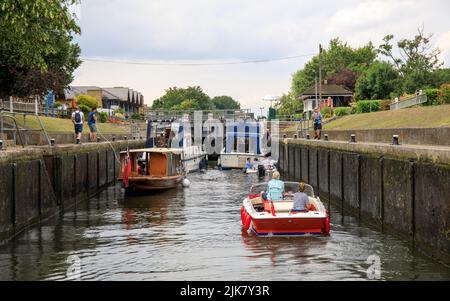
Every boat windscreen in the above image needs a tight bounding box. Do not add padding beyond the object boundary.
[250,182,315,197]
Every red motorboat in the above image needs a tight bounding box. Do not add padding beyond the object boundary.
[241,182,330,236]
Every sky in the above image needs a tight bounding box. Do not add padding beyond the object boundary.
[72,0,450,116]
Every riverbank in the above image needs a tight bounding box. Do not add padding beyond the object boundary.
[0,140,145,243]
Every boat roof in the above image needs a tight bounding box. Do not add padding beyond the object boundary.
[120,148,183,155]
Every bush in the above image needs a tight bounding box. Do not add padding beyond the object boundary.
[78,104,91,116]
[131,113,144,120]
[355,100,382,114]
[380,99,392,111]
[76,94,98,110]
[320,107,331,119]
[437,83,450,105]
[99,112,108,123]
[333,107,352,116]
[424,88,439,106]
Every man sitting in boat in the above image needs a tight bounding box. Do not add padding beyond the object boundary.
[252,158,260,169]
[291,182,309,213]
[265,171,284,201]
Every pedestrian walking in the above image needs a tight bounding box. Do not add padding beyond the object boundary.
[313,107,323,140]
[72,106,84,144]
[88,107,98,142]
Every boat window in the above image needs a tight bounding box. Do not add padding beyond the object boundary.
[250,182,315,197]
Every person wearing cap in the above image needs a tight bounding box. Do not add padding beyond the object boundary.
[291,182,310,213]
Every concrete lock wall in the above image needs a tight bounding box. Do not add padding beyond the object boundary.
[0,140,145,243]
[279,138,450,264]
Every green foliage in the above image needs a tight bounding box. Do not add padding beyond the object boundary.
[437,84,450,105]
[131,113,144,120]
[355,61,401,100]
[378,28,443,93]
[320,107,331,119]
[355,100,382,114]
[424,88,439,106]
[291,38,377,96]
[152,86,214,110]
[333,107,352,116]
[78,104,90,116]
[0,0,81,97]
[274,93,303,116]
[76,94,98,110]
[99,112,108,123]
[211,95,241,110]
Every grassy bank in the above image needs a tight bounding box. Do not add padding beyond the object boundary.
[324,105,450,130]
[9,115,131,134]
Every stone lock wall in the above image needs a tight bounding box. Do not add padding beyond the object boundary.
[279,139,450,264]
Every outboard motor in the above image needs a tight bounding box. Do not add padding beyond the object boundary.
[258,164,265,177]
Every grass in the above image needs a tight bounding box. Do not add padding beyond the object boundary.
[324,105,450,130]
[8,115,131,134]
[284,105,450,132]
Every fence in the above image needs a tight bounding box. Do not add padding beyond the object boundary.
[390,94,428,110]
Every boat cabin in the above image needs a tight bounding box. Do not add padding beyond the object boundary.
[118,148,183,179]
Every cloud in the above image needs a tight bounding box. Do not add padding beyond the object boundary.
[436,31,450,65]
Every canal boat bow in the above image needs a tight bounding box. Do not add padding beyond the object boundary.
[241,182,331,236]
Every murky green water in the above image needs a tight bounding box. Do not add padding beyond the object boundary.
[0,169,449,281]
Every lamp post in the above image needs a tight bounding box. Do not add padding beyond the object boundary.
[259,107,264,119]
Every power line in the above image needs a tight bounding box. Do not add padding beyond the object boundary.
[81,53,316,67]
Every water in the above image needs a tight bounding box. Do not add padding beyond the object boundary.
[0,169,449,281]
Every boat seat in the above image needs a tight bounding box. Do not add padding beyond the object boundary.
[250,196,263,206]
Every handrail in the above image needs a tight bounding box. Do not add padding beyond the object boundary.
[0,112,25,148]
[0,111,51,146]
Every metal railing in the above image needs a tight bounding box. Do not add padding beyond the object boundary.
[145,109,254,122]
[390,94,428,110]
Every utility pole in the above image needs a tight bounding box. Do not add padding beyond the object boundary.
[319,44,323,111]
[259,107,264,119]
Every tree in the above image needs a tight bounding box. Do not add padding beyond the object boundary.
[291,38,377,97]
[211,96,241,110]
[0,0,81,97]
[326,68,358,92]
[274,93,303,116]
[355,61,401,100]
[152,86,214,110]
[378,27,443,93]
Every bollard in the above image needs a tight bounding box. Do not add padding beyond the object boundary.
[294,134,298,139]
[0,140,3,150]
[50,138,55,146]
[112,135,116,142]
[97,137,101,143]
[324,134,329,141]
[306,134,310,140]
[350,134,356,143]
[124,136,127,141]
[392,135,400,145]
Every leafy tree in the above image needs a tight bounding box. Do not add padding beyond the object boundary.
[326,68,358,92]
[355,61,401,100]
[437,83,450,105]
[274,93,303,116]
[378,27,443,93]
[211,95,241,110]
[152,86,214,110]
[291,38,377,97]
[0,0,81,97]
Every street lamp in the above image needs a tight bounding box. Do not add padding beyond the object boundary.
[259,107,265,119]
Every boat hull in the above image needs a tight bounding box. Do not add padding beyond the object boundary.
[124,176,183,193]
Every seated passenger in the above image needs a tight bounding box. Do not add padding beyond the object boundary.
[266,171,284,201]
[252,158,259,169]
[291,182,309,213]
[245,158,252,170]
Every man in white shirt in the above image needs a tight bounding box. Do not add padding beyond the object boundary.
[71,106,84,144]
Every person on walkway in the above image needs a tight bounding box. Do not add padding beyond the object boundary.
[245,158,252,171]
[265,171,285,201]
[313,107,323,140]
[71,106,84,144]
[88,107,98,142]
[291,182,310,213]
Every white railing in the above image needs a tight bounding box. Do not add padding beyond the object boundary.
[390,94,428,110]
